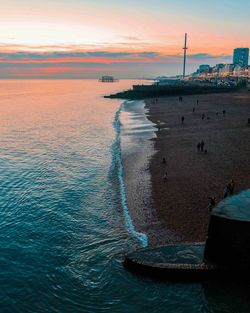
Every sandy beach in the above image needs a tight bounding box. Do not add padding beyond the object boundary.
[143,90,250,245]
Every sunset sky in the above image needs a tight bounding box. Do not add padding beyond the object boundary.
[0,0,249,78]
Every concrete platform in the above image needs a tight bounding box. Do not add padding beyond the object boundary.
[124,243,222,281]
[124,190,250,281]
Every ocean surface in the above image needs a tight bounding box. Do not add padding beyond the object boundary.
[0,80,250,313]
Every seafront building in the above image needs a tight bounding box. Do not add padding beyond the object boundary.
[157,47,249,87]
[233,48,249,68]
[193,47,249,80]
[198,64,210,73]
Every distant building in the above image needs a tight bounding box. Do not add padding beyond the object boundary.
[199,64,210,73]
[220,64,234,76]
[210,64,224,75]
[192,47,249,79]
[233,65,243,76]
[214,64,224,71]
[233,48,249,68]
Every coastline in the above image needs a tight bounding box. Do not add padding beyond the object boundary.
[120,101,177,246]
[105,84,240,100]
[144,90,250,244]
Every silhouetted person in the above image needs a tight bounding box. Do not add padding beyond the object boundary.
[181,116,184,124]
[197,142,201,151]
[157,120,161,131]
[202,113,205,120]
[197,99,199,105]
[179,96,183,102]
[248,117,250,126]
[200,140,205,151]
[162,157,166,164]
[223,184,230,198]
[163,171,168,182]
[222,109,226,116]
[192,107,195,112]
[228,179,235,195]
[208,196,216,212]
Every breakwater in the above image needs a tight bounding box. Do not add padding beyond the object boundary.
[105,84,239,99]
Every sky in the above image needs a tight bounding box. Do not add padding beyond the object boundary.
[0,0,249,78]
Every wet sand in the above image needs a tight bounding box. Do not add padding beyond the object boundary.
[145,90,250,245]
[121,101,177,247]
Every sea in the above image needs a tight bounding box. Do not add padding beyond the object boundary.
[0,79,250,313]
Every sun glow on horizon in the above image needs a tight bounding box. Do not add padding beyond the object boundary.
[0,0,249,78]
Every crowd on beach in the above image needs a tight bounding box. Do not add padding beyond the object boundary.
[155,95,249,215]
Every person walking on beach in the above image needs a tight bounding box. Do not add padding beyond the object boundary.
[248,117,250,126]
[179,96,183,102]
[208,196,216,212]
[228,179,235,195]
[197,99,199,106]
[223,184,230,198]
[181,116,184,124]
[200,140,205,152]
[192,107,195,113]
[162,157,166,164]
[157,120,161,131]
[202,113,205,120]
[163,171,168,183]
[197,142,201,151]
[222,109,226,116]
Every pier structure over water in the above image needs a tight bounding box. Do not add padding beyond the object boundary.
[99,76,119,82]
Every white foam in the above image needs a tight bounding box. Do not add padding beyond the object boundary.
[113,101,148,247]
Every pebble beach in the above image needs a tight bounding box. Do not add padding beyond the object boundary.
[144,90,250,245]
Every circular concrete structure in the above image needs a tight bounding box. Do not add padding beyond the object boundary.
[204,189,250,268]
[124,243,220,281]
[124,189,250,281]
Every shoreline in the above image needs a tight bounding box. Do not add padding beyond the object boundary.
[120,100,154,246]
[120,101,177,246]
[144,90,250,244]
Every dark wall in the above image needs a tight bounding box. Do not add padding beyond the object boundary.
[204,215,250,268]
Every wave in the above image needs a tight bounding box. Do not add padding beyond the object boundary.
[112,101,148,248]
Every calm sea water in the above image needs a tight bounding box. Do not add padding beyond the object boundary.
[0,80,250,313]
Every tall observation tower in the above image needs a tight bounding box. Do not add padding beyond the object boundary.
[183,33,188,79]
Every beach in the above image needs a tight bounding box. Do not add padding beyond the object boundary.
[121,100,177,246]
[140,90,250,245]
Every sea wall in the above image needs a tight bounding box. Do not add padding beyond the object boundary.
[204,189,250,267]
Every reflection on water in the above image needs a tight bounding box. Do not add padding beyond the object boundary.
[0,80,249,313]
